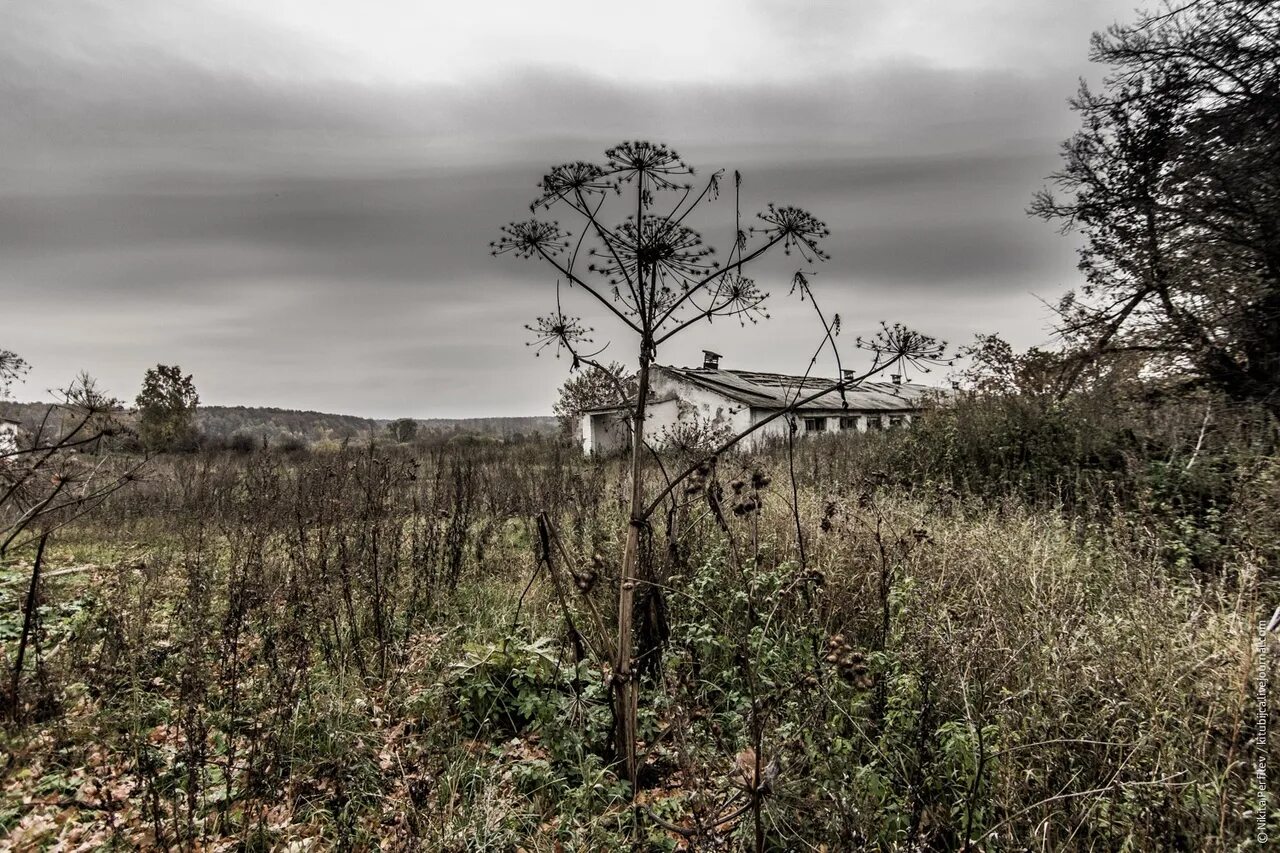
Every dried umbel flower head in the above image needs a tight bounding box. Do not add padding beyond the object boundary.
[593,215,717,291]
[490,219,571,259]
[753,204,831,261]
[710,274,770,327]
[533,161,611,209]
[524,310,593,358]
[750,470,771,490]
[732,498,758,517]
[855,321,950,373]
[604,140,693,191]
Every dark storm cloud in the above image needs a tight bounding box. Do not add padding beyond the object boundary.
[0,1,1115,417]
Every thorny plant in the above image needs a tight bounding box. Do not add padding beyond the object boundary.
[493,140,946,806]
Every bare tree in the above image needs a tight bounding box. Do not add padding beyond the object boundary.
[1033,0,1280,412]
[2,370,146,718]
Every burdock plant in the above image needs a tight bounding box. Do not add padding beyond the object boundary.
[494,140,943,788]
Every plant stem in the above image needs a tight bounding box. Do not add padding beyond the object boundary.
[615,351,650,785]
[9,532,50,719]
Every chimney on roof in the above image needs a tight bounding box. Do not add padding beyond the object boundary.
[890,373,902,385]
[702,350,722,370]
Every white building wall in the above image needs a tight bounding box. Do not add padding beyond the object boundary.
[583,410,632,454]
[580,366,920,454]
[647,367,753,441]
[0,422,18,455]
[747,409,915,447]
[748,409,791,447]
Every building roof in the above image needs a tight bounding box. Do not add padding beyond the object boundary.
[659,365,939,412]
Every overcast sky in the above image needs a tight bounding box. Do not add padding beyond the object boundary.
[1,0,1138,418]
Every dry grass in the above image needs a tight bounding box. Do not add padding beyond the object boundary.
[0,411,1275,850]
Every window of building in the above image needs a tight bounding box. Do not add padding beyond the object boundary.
[888,415,906,429]
[839,416,859,430]
[866,416,884,431]
[803,417,826,432]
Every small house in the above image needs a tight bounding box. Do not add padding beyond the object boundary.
[0,416,20,456]
[581,351,938,454]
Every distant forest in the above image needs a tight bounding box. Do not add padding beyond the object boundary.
[0,401,557,446]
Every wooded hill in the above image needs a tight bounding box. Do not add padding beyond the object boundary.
[0,401,557,445]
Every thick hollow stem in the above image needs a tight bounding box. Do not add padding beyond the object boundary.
[615,352,651,785]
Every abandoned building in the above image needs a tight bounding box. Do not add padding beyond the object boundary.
[0,416,19,456]
[580,351,939,454]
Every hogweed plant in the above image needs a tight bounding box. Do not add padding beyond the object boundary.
[493,141,945,790]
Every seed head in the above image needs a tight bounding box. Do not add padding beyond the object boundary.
[824,634,873,689]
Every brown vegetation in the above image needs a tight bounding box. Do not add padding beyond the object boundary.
[1,384,1275,850]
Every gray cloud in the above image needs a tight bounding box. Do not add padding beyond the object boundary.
[0,0,1125,418]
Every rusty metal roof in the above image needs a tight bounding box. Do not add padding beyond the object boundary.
[659,365,939,412]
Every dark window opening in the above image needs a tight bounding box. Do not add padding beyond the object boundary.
[803,417,826,432]
[839,417,859,430]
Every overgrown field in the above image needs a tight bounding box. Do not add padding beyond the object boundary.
[2,394,1277,851]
